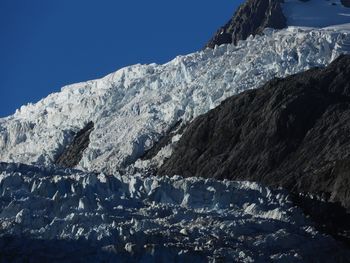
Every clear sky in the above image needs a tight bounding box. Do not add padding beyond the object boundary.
[0,0,242,117]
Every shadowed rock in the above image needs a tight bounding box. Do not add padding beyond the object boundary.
[159,55,350,245]
[140,120,184,161]
[55,121,94,168]
[159,55,350,209]
[205,0,286,48]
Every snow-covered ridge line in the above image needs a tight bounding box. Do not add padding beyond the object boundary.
[0,162,348,262]
[1,26,350,173]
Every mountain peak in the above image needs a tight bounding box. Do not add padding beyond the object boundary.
[206,0,286,48]
[206,0,350,48]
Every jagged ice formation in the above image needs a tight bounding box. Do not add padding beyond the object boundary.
[1,26,350,174]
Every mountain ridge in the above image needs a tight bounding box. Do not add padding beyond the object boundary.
[206,0,350,48]
[159,54,350,210]
[206,0,286,48]
[1,26,348,174]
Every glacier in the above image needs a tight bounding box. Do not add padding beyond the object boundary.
[0,162,349,262]
[1,26,350,174]
[1,14,350,262]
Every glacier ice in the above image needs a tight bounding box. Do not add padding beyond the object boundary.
[0,162,348,262]
[1,26,350,174]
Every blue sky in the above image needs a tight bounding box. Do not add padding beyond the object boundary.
[0,0,241,117]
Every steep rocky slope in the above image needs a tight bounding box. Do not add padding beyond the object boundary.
[159,55,350,211]
[55,121,94,167]
[206,0,286,48]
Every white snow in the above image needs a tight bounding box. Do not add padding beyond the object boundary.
[1,26,350,174]
[1,19,350,262]
[0,162,347,262]
[282,0,350,27]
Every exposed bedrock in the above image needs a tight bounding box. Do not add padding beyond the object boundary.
[159,55,350,244]
[140,120,184,161]
[55,121,94,168]
[291,193,350,247]
[159,55,350,209]
[205,0,286,48]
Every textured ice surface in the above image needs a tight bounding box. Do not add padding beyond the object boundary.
[282,0,350,27]
[0,162,348,262]
[1,26,350,174]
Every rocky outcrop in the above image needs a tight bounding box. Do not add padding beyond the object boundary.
[140,120,184,161]
[292,193,350,247]
[159,55,350,210]
[205,0,286,48]
[55,121,94,168]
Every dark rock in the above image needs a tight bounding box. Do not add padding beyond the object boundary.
[55,121,94,168]
[0,235,118,262]
[291,193,350,247]
[159,55,350,245]
[205,0,287,48]
[159,55,350,210]
[342,0,350,8]
[140,120,184,161]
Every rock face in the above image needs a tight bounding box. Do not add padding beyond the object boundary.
[206,0,286,48]
[159,55,350,210]
[55,121,94,168]
[140,120,183,161]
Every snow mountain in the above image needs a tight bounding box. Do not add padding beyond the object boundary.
[1,26,350,174]
[2,0,350,262]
